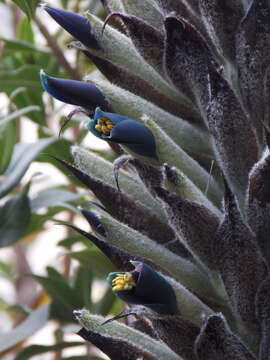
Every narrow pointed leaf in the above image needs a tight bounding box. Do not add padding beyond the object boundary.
[71,146,164,218]
[75,310,182,360]
[0,65,41,91]
[30,274,81,311]
[55,158,177,245]
[0,37,49,54]
[12,0,39,19]
[0,105,40,128]
[31,188,86,212]
[62,223,139,271]
[0,305,49,352]
[86,13,180,102]
[0,137,56,198]
[0,190,31,247]
[78,327,147,360]
[68,249,115,274]
[14,342,83,360]
[0,115,17,174]
[78,47,199,122]
[105,13,165,75]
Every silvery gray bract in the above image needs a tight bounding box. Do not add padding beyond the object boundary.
[43,1,270,359]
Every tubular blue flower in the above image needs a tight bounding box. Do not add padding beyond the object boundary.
[43,6,100,50]
[87,108,157,159]
[107,261,178,314]
[40,70,109,111]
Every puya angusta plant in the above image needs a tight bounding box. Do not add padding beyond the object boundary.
[40,1,270,359]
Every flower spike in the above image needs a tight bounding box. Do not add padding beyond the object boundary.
[107,261,178,314]
[43,6,100,50]
[40,70,109,111]
[87,108,158,159]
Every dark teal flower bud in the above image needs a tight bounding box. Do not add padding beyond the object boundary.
[40,70,109,111]
[44,6,100,50]
[87,108,157,159]
[107,261,177,314]
[80,208,107,237]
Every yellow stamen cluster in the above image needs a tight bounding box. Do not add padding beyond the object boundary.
[95,117,114,135]
[112,273,136,291]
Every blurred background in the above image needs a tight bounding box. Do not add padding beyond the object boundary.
[0,1,120,359]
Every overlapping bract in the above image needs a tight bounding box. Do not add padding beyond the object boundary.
[41,1,270,359]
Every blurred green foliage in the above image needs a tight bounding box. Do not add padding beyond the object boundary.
[0,1,117,359]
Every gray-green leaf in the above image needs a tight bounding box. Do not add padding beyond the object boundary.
[0,189,31,247]
[0,137,56,199]
[0,304,49,352]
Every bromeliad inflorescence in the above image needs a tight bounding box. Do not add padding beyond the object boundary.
[38,1,270,359]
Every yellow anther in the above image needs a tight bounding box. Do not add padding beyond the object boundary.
[95,124,102,132]
[95,117,114,135]
[112,276,125,283]
[112,285,125,291]
[112,273,136,291]
[105,119,113,125]
[101,125,108,134]
[117,280,126,286]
